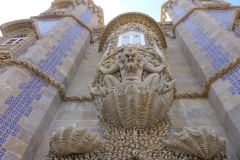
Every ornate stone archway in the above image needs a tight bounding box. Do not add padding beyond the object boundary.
[98,12,167,51]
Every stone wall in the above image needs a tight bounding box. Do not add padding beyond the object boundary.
[0,2,99,158]
[166,0,240,158]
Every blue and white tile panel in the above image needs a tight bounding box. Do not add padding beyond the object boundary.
[172,4,240,95]
[0,22,84,158]
[79,10,93,26]
[206,10,240,38]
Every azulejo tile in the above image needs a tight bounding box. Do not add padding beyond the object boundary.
[172,5,240,95]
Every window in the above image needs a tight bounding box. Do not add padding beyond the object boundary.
[122,35,130,45]
[133,35,141,44]
[118,34,145,47]
[2,34,27,45]
[2,38,24,45]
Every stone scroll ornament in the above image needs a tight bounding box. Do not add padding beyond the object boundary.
[88,44,175,129]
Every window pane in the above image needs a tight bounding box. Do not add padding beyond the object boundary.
[133,35,141,44]
[122,35,130,45]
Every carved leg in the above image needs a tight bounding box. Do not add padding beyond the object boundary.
[142,73,160,88]
[103,75,122,88]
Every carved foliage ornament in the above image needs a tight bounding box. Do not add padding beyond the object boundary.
[98,12,167,52]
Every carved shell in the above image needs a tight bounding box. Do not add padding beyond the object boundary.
[102,86,173,129]
[166,126,226,159]
[49,124,104,156]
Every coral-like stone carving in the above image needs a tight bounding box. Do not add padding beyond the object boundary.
[166,126,226,159]
[102,86,173,129]
[49,124,104,156]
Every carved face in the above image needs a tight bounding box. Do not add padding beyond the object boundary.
[124,50,138,63]
[122,48,139,73]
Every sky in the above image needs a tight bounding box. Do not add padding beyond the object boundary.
[0,0,239,34]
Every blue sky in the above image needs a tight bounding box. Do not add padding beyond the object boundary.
[0,0,239,27]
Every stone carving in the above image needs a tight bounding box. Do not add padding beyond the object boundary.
[46,116,175,159]
[98,12,167,52]
[102,86,173,129]
[102,22,162,53]
[166,126,226,159]
[0,51,12,61]
[49,124,104,156]
[91,45,174,96]
[89,44,175,128]
[165,30,176,39]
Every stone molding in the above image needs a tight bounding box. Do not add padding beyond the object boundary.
[98,12,167,52]
[0,50,12,62]
[0,59,93,102]
[0,55,238,105]
[175,57,240,98]
[0,19,41,39]
[31,14,94,43]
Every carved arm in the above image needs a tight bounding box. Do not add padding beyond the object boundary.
[143,61,166,73]
[98,63,119,75]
